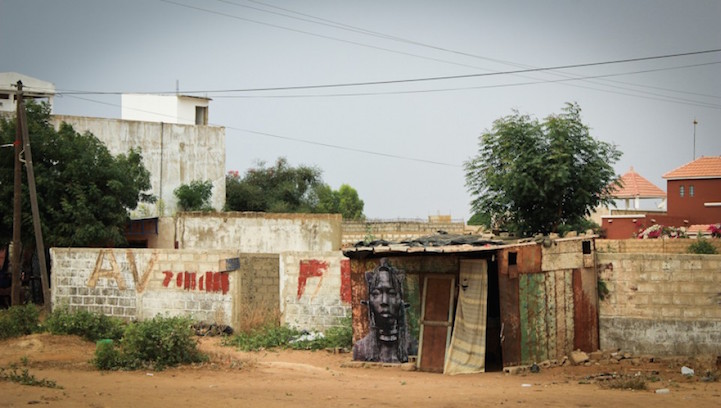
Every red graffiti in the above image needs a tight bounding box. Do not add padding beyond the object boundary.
[162,271,173,287]
[340,259,351,304]
[297,260,327,300]
[162,271,229,294]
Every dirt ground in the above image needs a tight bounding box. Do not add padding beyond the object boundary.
[1,333,720,408]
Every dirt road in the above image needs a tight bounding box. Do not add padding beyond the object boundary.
[1,333,719,407]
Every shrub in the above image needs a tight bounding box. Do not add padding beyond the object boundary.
[688,239,718,254]
[223,323,298,351]
[103,316,206,370]
[45,308,126,341]
[224,316,352,351]
[0,304,40,340]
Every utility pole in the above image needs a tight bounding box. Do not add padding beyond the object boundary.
[11,83,23,306]
[15,81,52,312]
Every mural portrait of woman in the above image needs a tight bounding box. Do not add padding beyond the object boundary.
[353,261,416,363]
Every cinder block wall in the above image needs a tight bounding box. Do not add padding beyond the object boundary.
[598,252,721,355]
[50,248,278,330]
[597,238,721,254]
[280,251,351,330]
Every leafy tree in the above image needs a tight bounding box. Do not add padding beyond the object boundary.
[0,101,153,247]
[464,103,621,236]
[315,183,365,220]
[226,158,365,219]
[174,180,214,211]
[226,158,322,213]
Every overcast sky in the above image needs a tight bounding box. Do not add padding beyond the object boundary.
[1,0,720,220]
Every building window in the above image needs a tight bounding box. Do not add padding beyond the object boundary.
[195,106,208,125]
[689,185,694,197]
[680,185,685,197]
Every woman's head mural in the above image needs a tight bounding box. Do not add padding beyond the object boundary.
[353,260,414,363]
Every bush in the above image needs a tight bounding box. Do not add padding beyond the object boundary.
[688,239,718,254]
[45,308,126,341]
[223,323,298,351]
[95,316,206,370]
[224,316,353,351]
[0,304,40,340]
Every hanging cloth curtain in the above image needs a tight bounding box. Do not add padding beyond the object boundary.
[443,259,488,375]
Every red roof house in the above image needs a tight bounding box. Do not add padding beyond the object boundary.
[663,156,721,225]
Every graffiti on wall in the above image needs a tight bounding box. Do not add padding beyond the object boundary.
[353,261,415,363]
[162,271,229,294]
[86,250,232,294]
[296,259,351,304]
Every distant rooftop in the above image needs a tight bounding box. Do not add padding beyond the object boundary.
[663,156,721,180]
[0,72,56,113]
[610,167,666,199]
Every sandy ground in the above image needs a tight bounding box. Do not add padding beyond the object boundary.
[1,333,720,408]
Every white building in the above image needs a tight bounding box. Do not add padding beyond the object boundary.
[121,93,210,125]
[0,72,55,113]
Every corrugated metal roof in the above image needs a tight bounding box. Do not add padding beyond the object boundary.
[663,156,721,180]
[609,167,666,198]
[343,233,595,257]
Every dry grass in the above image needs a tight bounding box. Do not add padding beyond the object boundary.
[235,305,281,334]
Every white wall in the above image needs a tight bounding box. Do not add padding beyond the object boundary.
[52,115,226,216]
[121,94,210,125]
[175,212,343,252]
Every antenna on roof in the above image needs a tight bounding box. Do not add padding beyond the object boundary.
[693,118,698,160]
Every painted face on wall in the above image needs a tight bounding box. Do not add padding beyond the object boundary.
[370,269,401,331]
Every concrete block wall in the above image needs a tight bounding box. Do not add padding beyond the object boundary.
[280,251,351,330]
[598,252,721,355]
[52,116,226,216]
[50,248,278,330]
[341,220,465,246]
[597,238,721,254]
[176,212,342,252]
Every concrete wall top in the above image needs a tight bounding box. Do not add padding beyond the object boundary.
[176,212,343,252]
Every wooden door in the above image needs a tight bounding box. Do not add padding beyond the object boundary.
[417,274,455,372]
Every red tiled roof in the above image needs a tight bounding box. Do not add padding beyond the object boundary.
[663,156,721,179]
[609,167,666,198]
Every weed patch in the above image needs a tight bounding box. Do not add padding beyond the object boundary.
[0,304,40,340]
[45,308,126,341]
[0,359,62,389]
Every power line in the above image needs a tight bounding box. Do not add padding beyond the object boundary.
[56,48,721,96]
[63,94,462,168]
[205,61,721,110]
[221,0,721,103]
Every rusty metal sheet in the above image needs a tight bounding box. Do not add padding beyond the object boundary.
[498,268,521,367]
[545,272,557,360]
[518,244,542,274]
[520,273,549,364]
[349,259,380,342]
[418,274,455,372]
[573,268,599,352]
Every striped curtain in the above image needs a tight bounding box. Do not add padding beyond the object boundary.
[443,259,488,375]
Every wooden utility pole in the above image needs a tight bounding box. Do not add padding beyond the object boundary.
[15,81,51,312]
[11,83,23,306]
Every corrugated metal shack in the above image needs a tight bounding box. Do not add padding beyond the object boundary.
[343,234,599,373]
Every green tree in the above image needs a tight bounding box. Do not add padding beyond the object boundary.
[315,183,365,220]
[225,157,322,213]
[464,103,621,236]
[174,180,213,211]
[225,158,365,219]
[0,101,153,247]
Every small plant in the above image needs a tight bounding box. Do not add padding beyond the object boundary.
[45,308,126,341]
[688,239,718,255]
[604,375,647,390]
[0,304,40,340]
[223,323,299,351]
[598,279,610,301]
[174,180,214,211]
[0,359,62,389]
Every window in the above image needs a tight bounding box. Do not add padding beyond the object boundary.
[195,106,208,125]
[508,252,517,266]
[680,185,685,197]
[689,185,694,197]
